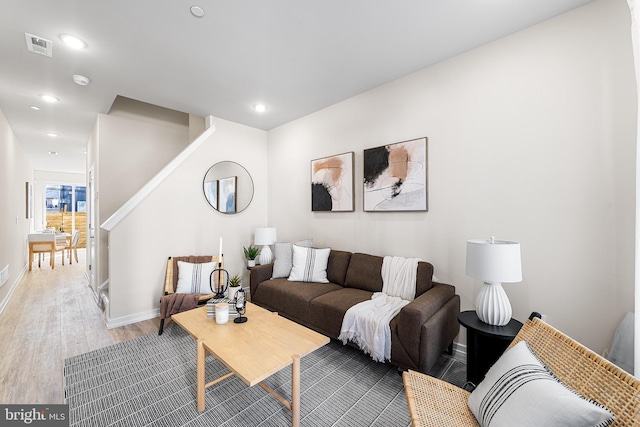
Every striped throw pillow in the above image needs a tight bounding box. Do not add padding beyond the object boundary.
[288,245,330,283]
[176,261,216,294]
[468,341,614,427]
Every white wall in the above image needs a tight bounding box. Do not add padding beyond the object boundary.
[0,110,32,313]
[267,0,636,353]
[106,117,267,325]
[90,107,191,292]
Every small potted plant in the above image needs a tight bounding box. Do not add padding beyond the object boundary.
[243,245,259,267]
[228,273,242,301]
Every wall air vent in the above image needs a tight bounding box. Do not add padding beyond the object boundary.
[25,33,52,57]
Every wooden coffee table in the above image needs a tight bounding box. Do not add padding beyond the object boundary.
[172,302,329,427]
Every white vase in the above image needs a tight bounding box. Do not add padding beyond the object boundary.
[228,286,241,301]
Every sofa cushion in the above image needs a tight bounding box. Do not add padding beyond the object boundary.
[326,250,352,286]
[415,261,435,297]
[308,288,373,338]
[344,253,434,297]
[344,253,384,292]
[252,278,342,323]
[271,239,313,279]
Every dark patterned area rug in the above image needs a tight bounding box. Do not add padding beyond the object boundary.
[64,326,466,427]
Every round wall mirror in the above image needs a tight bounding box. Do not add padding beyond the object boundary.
[203,161,254,214]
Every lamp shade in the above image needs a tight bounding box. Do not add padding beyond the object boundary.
[254,227,277,246]
[466,238,522,284]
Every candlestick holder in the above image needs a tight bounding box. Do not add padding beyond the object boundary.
[209,262,229,299]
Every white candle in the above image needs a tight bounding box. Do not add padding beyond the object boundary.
[219,237,223,258]
[215,303,229,324]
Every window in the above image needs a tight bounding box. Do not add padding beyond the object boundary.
[45,184,86,248]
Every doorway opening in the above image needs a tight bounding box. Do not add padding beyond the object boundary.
[44,184,87,249]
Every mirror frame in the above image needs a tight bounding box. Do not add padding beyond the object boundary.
[203,161,254,214]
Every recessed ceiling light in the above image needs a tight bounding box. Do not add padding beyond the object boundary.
[253,104,267,113]
[72,74,90,85]
[60,34,86,49]
[46,132,58,137]
[48,151,58,156]
[39,94,59,103]
[190,6,205,17]
[29,105,40,111]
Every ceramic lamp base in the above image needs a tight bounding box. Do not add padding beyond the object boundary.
[258,245,273,265]
[476,281,512,326]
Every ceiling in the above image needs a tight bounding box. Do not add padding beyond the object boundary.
[0,0,595,174]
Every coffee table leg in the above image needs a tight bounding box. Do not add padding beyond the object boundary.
[197,339,205,412]
[292,354,300,427]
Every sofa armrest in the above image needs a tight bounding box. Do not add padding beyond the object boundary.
[397,283,456,352]
[250,264,274,297]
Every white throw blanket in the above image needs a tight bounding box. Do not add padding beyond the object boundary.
[338,256,420,362]
[381,256,420,301]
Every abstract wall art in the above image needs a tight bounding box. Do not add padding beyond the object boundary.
[218,176,237,213]
[363,137,428,212]
[203,180,218,210]
[311,152,354,212]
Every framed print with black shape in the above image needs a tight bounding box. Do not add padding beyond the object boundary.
[363,137,428,212]
[311,152,354,212]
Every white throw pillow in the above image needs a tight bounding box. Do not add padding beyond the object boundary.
[272,239,313,279]
[468,341,614,427]
[288,245,330,283]
[175,261,216,294]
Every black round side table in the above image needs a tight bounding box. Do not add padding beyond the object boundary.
[458,310,523,385]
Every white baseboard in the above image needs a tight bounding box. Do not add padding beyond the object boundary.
[0,265,27,317]
[106,308,159,329]
[452,341,467,363]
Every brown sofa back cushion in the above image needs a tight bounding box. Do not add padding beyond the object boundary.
[415,261,435,297]
[326,250,352,286]
[345,253,384,292]
[344,252,435,296]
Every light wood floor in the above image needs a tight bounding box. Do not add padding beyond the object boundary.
[0,248,158,404]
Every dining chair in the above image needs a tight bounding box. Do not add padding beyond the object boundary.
[28,233,66,271]
[66,230,80,264]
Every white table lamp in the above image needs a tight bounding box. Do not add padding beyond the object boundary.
[255,227,277,265]
[466,237,522,326]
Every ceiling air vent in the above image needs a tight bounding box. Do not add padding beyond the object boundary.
[25,33,52,57]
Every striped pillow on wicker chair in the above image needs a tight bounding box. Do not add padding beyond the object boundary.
[468,341,614,427]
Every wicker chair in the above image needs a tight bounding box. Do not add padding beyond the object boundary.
[403,315,640,426]
[158,255,223,335]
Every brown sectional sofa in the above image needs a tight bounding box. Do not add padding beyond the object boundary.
[249,250,460,374]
